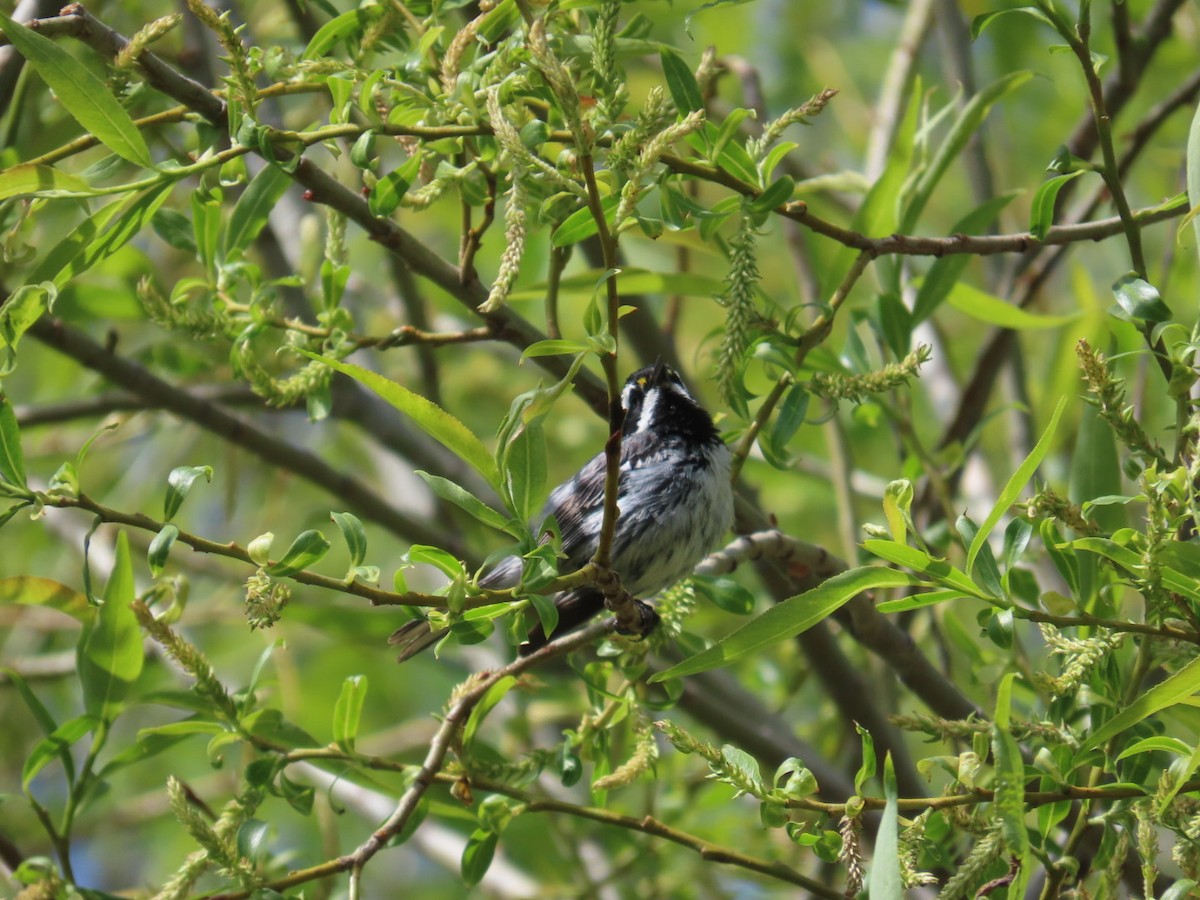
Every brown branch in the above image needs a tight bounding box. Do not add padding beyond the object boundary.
[40,492,448,608]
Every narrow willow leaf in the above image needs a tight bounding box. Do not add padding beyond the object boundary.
[659,49,703,114]
[956,515,1004,599]
[992,672,1030,855]
[651,567,923,681]
[970,6,1054,39]
[301,5,387,60]
[0,11,154,168]
[1082,655,1200,751]
[749,175,795,214]
[21,714,99,791]
[3,668,73,785]
[521,339,592,359]
[0,576,89,621]
[1116,736,1193,759]
[874,588,967,613]
[223,164,291,261]
[163,465,213,521]
[416,471,521,537]
[942,281,1079,329]
[967,396,1067,574]
[867,753,903,899]
[332,674,367,752]
[148,524,179,577]
[1188,97,1200,256]
[0,393,26,487]
[78,532,144,719]
[552,195,619,248]
[862,539,987,599]
[0,164,93,201]
[330,511,367,568]
[503,422,547,524]
[298,352,500,491]
[1029,171,1085,240]
[266,530,331,577]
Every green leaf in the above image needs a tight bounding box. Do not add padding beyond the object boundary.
[236,819,271,863]
[970,7,1054,41]
[0,283,55,373]
[0,164,93,201]
[22,714,99,791]
[941,280,1079,329]
[0,394,26,487]
[369,153,421,217]
[0,11,154,168]
[967,396,1067,574]
[956,515,1003,599]
[1116,736,1193,760]
[1111,273,1171,323]
[1029,171,1085,240]
[853,723,877,795]
[1082,655,1200,751]
[660,49,703,114]
[330,511,368,568]
[0,576,89,620]
[651,567,922,681]
[298,352,500,491]
[867,753,903,899]
[332,674,367,752]
[882,479,913,545]
[463,676,517,750]
[78,532,144,719]
[520,339,592,359]
[552,195,619,248]
[163,465,213,522]
[223,164,292,261]
[749,175,794,215]
[266,530,331,577]
[874,588,968,613]
[416,471,520,537]
[503,422,547,524]
[992,673,1030,856]
[1187,96,1200,256]
[407,544,464,579]
[691,575,756,615]
[301,6,386,60]
[461,828,499,887]
[863,539,988,599]
[148,524,179,577]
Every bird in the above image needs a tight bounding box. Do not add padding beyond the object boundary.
[390,361,734,661]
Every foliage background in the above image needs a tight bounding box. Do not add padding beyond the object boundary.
[1,0,1200,897]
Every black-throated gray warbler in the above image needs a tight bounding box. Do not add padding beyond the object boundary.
[391,362,733,660]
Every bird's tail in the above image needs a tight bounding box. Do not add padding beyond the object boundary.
[389,618,449,662]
